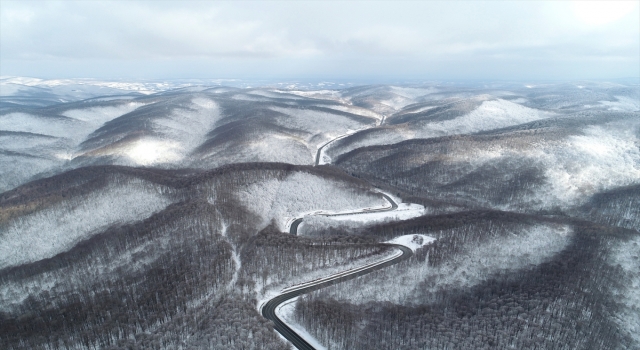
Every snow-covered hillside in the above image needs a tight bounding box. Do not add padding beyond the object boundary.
[316,223,572,305]
[325,96,554,160]
[77,96,220,167]
[233,171,386,230]
[0,101,144,191]
[2,81,639,350]
[334,110,640,212]
[0,178,172,270]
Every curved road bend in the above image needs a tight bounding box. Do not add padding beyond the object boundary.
[267,194,407,349]
[289,193,398,236]
[261,244,413,350]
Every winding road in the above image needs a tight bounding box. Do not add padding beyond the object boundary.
[262,193,410,350]
[315,130,360,166]
[288,193,398,235]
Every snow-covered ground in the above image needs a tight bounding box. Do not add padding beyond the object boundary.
[271,106,375,140]
[469,118,640,210]
[1,103,143,142]
[1,112,85,140]
[234,171,386,230]
[326,97,554,160]
[389,86,438,100]
[599,96,640,112]
[0,102,145,190]
[318,224,573,305]
[0,179,172,269]
[386,234,436,252]
[108,99,219,166]
[297,202,427,237]
[542,122,640,207]
[199,131,315,167]
[261,230,433,349]
[375,87,439,111]
[334,112,640,213]
[608,235,640,347]
[318,104,384,122]
[258,182,434,349]
[280,89,342,101]
[61,102,146,139]
[416,98,552,137]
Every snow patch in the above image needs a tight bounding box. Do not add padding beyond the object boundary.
[386,234,436,252]
[122,138,183,166]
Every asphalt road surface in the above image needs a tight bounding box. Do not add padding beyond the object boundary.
[265,192,410,349]
[261,244,412,350]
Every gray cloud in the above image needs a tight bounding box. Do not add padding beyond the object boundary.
[1,1,638,80]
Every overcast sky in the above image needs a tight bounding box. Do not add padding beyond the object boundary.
[1,1,638,81]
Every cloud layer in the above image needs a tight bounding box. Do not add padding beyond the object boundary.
[1,1,638,80]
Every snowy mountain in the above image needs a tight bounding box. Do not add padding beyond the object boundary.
[1,81,639,350]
